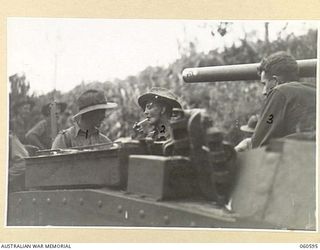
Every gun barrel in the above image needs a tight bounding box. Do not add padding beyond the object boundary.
[182,59,317,83]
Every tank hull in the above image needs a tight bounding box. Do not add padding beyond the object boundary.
[7,139,315,230]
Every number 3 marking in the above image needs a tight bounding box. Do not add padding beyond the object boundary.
[267,114,273,124]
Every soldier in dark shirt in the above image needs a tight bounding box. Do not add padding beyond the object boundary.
[251,51,316,148]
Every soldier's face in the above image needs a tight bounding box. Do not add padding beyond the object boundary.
[261,71,278,96]
[18,104,31,119]
[144,101,163,126]
[82,109,106,127]
[55,106,62,120]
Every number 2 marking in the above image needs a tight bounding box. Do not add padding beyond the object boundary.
[267,114,273,124]
[160,125,166,133]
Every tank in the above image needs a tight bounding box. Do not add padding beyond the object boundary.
[7,60,317,230]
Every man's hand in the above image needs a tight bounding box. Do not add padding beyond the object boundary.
[133,122,143,133]
[132,122,146,139]
[235,138,252,152]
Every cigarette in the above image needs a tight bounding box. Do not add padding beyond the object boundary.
[137,118,148,126]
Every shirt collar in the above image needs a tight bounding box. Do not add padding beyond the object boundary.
[73,122,99,137]
[73,122,81,136]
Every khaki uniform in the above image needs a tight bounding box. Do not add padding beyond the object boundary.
[52,123,112,149]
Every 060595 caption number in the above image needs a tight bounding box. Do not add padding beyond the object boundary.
[300,244,318,248]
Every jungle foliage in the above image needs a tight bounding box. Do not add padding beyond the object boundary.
[9,26,317,145]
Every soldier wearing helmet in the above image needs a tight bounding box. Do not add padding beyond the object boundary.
[235,115,258,152]
[133,87,182,141]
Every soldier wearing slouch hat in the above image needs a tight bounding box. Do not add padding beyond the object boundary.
[52,89,117,149]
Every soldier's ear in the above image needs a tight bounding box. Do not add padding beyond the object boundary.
[272,75,281,85]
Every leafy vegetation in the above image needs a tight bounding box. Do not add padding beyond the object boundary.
[9,26,317,146]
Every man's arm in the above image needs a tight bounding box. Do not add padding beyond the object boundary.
[51,132,68,149]
[251,89,287,148]
[25,133,46,149]
[25,120,46,149]
[235,137,252,152]
[99,133,112,144]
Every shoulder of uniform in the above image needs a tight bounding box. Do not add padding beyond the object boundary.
[267,86,286,98]
[99,132,112,141]
[57,126,78,140]
[32,119,47,128]
[276,81,301,89]
[59,125,75,134]
[58,129,68,135]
